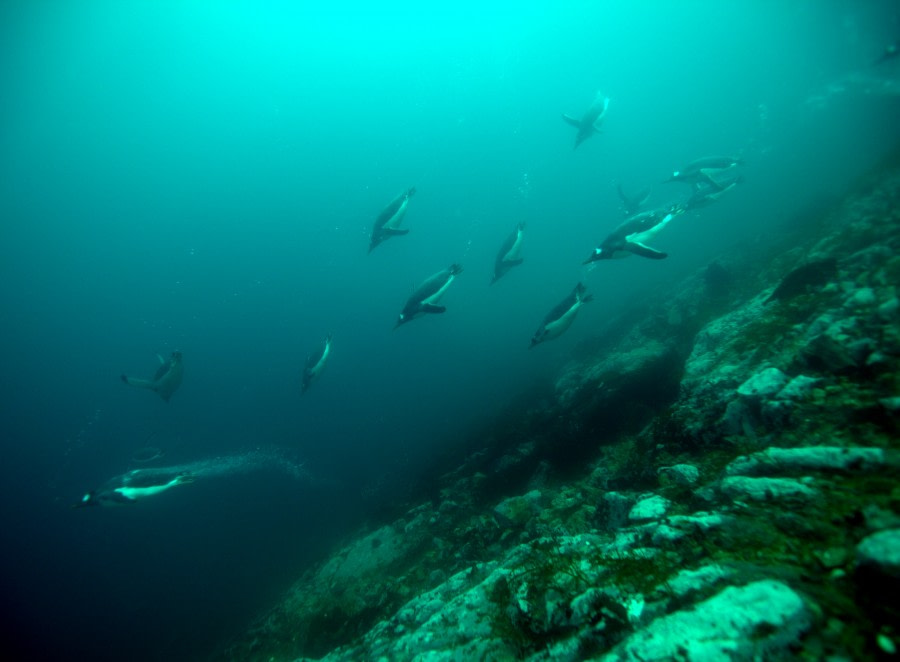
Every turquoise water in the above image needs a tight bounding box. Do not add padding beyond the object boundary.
[1,1,898,659]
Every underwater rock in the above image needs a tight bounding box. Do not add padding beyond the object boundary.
[844,287,876,308]
[764,257,838,304]
[725,446,887,476]
[719,476,819,503]
[600,580,811,661]
[665,564,733,598]
[877,297,899,321]
[650,512,724,545]
[801,318,869,373]
[493,490,542,527]
[720,399,756,437]
[856,529,900,579]
[776,374,819,400]
[736,367,789,400]
[657,463,700,486]
[628,495,671,522]
[601,491,637,531]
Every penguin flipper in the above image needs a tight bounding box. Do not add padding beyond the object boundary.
[504,259,524,267]
[383,228,410,236]
[699,170,726,190]
[122,376,155,390]
[422,304,446,314]
[626,242,668,259]
[562,114,582,129]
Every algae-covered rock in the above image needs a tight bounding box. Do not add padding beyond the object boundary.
[719,476,819,503]
[628,495,671,523]
[856,529,900,579]
[737,367,789,400]
[725,446,886,476]
[658,463,700,486]
[494,490,542,527]
[776,374,820,400]
[600,580,811,661]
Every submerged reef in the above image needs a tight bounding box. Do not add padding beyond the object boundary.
[218,163,900,660]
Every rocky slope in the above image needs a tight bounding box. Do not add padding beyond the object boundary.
[217,160,900,661]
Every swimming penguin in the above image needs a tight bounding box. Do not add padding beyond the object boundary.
[369,187,416,253]
[616,182,651,216]
[302,334,332,394]
[395,264,463,328]
[491,223,525,284]
[584,205,684,262]
[666,156,744,188]
[530,283,593,348]
[76,471,194,507]
[121,351,183,402]
[562,92,610,149]
[684,171,743,211]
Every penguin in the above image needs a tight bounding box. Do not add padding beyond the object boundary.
[666,156,743,188]
[562,92,610,149]
[395,264,463,328]
[584,205,684,262]
[302,334,332,394]
[121,351,183,402]
[76,471,194,507]
[530,283,593,348]
[491,223,525,284]
[616,182,651,216]
[369,187,416,253]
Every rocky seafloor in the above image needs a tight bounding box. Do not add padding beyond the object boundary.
[217,159,900,661]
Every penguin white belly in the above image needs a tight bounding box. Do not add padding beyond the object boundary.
[422,275,454,306]
[627,212,674,245]
[542,303,580,340]
[114,479,178,501]
[308,343,331,379]
[384,199,409,230]
[502,232,523,262]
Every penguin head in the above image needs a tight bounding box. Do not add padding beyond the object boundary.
[583,247,605,264]
[394,314,407,329]
[75,491,98,508]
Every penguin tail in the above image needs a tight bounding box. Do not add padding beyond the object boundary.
[121,374,128,384]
